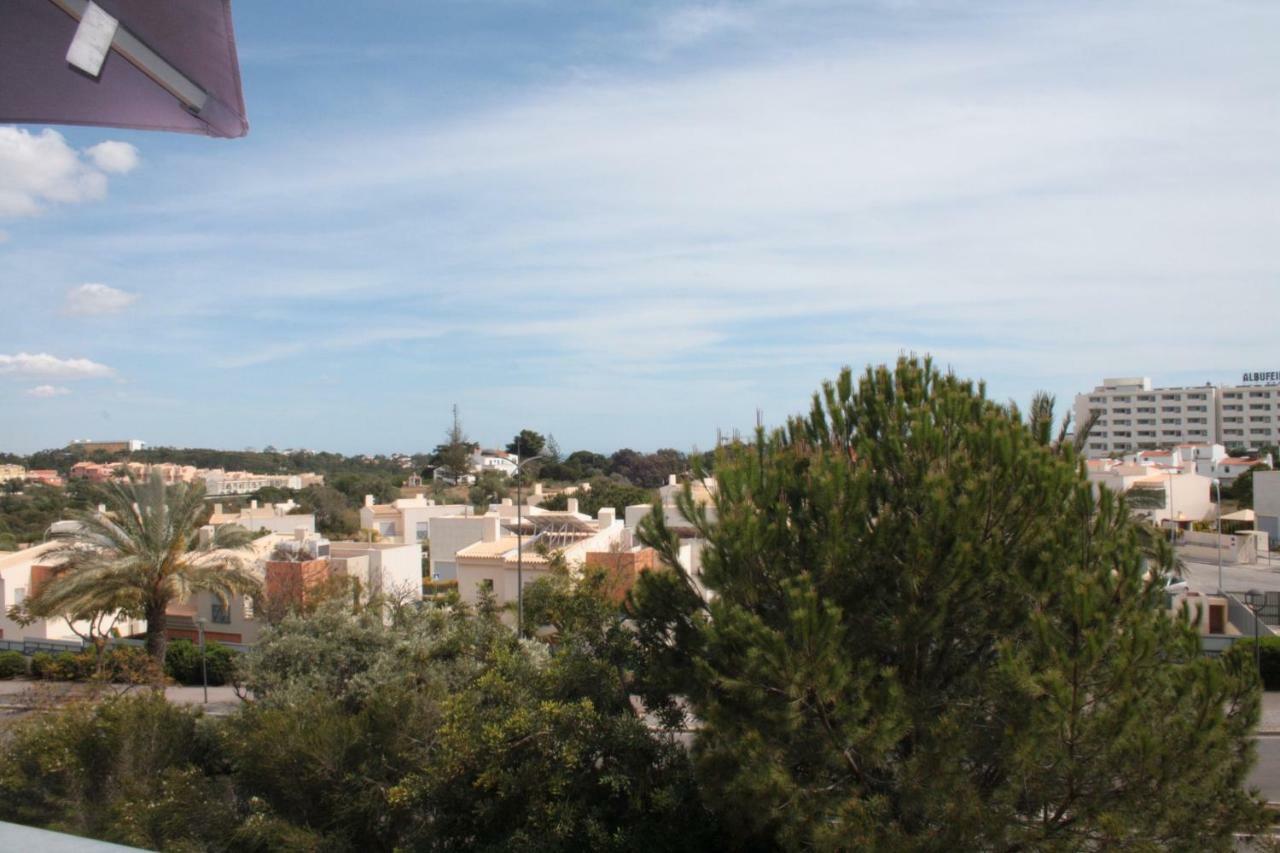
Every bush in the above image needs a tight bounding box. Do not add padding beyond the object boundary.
[165,639,236,687]
[0,650,26,679]
[103,646,161,685]
[28,652,53,679]
[1228,636,1280,690]
[29,650,92,681]
[0,693,235,844]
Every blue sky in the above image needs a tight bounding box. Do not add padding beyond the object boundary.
[1,0,1277,455]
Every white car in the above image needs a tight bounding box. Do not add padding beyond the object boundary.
[1164,577,1190,595]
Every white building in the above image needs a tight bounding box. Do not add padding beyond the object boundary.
[1219,380,1280,448]
[202,470,304,496]
[328,541,424,601]
[1255,470,1280,549]
[473,450,519,477]
[208,500,316,536]
[454,505,625,614]
[359,495,470,544]
[1075,376,1280,458]
[1085,459,1214,529]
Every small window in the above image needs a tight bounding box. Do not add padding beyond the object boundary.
[211,602,231,624]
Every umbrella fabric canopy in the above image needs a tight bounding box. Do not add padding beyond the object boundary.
[0,0,248,138]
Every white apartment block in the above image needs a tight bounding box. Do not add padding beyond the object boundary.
[1075,376,1280,458]
[359,495,470,544]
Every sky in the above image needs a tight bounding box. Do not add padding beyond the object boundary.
[1,0,1277,456]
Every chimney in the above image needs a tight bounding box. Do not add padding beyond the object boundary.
[567,497,579,515]
[668,474,678,486]
[213,503,223,516]
[364,495,374,507]
[482,515,500,543]
[97,503,107,515]
[533,483,543,496]
[597,507,615,528]
[198,525,214,548]
[250,499,258,510]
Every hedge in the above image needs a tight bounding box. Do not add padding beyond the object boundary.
[0,650,26,679]
[1227,635,1280,690]
[164,639,236,687]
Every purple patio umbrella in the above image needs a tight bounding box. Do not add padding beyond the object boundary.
[0,0,248,138]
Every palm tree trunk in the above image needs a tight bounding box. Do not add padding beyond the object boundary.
[145,601,168,676]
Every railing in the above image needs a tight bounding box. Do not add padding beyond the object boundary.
[0,635,250,656]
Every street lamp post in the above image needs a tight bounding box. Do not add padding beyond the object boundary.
[1247,589,1265,680]
[1214,477,1223,594]
[195,616,208,704]
[514,452,547,636]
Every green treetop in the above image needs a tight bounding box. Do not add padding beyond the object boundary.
[630,356,1263,850]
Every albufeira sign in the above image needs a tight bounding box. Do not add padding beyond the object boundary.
[1243,371,1280,383]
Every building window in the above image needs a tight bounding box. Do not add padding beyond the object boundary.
[416,521,429,541]
[211,602,231,624]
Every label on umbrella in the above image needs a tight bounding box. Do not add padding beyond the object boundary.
[66,2,119,78]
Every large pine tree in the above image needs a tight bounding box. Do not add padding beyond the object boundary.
[631,356,1264,850]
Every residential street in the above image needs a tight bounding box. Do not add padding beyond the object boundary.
[1178,553,1280,595]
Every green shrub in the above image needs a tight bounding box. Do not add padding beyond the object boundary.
[103,645,157,684]
[29,650,85,681]
[165,639,201,685]
[165,639,236,686]
[0,650,26,679]
[0,693,235,844]
[1228,636,1280,690]
[28,652,53,679]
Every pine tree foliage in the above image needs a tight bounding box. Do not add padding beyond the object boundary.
[631,356,1263,850]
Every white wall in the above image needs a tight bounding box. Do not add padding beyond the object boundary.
[329,542,423,600]
[1256,470,1280,546]
[428,515,499,580]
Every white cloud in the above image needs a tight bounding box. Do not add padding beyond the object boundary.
[656,3,752,49]
[25,385,71,398]
[86,141,140,174]
[0,127,138,218]
[0,352,115,379]
[64,283,139,316]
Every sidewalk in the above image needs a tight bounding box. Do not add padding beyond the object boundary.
[1260,693,1280,734]
[0,679,245,716]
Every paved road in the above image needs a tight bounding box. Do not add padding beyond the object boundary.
[1177,553,1280,594]
[0,679,243,714]
[1252,737,1280,803]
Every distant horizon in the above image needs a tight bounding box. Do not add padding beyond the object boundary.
[4,364,1275,458]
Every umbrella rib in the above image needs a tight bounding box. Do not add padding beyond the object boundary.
[47,0,209,112]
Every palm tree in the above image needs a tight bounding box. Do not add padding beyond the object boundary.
[31,470,260,668]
